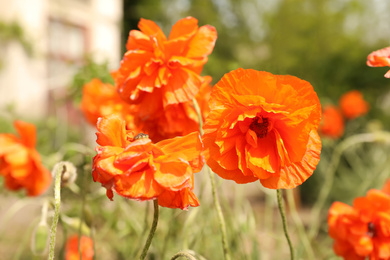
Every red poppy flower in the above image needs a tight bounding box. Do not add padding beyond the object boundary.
[319,105,345,138]
[65,235,94,260]
[339,90,369,120]
[0,121,51,196]
[202,68,322,189]
[328,189,390,260]
[115,16,217,116]
[367,47,390,78]
[92,115,203,209]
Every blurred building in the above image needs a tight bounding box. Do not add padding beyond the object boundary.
[0,0,123,118]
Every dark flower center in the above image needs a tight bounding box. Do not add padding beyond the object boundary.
[249,116,269,138]
[367,222,376,237]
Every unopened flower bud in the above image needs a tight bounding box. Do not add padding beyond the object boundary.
[52,161,77,187]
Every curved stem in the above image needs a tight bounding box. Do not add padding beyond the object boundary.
[48,163,65,260]
[139,199,159,260]
[309,132,390,239]
[170,251,197,260]
[193,98,231,260]
[277,189,294,260]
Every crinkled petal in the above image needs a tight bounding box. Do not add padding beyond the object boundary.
[260,130,321,189]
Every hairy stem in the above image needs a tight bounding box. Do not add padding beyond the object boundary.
[48,163,65,260]
[277,189,294,260]
[139,199,159,260]
[170,251,197,260]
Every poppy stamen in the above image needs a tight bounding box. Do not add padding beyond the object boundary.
[249,116,269,138]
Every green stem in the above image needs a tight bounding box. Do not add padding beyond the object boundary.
[286,190,315,259]
[48,163,65,260]
[309,132,390,239]
[277,189,294,260]
[192,98,204,135]
[78,164,88,260]
[170,251,197,260]
[193,98,231,260]
[139,199,159,260]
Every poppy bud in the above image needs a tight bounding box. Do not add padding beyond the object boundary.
[52,161,77,187]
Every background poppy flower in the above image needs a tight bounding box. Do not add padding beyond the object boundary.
[202,68,321,189]
[137,75,212,142]
[81,76,211,143]
[319,105,345,138]
[0,121,51,196]
[328,188,390,260]
[65,235,94,260]
[367,46,390,78]
[339,90,369,120]
[92,115,203,209]
[115,16,217,116]
[80,78,139,131]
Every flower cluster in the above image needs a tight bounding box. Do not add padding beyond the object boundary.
[80,17,215,142]
[328,181,390,260]
[92,115,203,209]
[0,121,51,196]
[319,90,369,139]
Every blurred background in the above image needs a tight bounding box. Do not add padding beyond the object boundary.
[1,0,390,120]
[1,0,390,259]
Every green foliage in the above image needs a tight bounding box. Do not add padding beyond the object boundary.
[68,58,113,104]
[0,20,33,55]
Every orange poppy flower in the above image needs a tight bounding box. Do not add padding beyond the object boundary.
[65,235,94,260]
[81,76,211,143]
[319,105,345,138]
[115,16,217,116]
[92,115,203,209]
[367,46,390,78]
[80,78,139,131]
[139,75,212,142]
[328,189,390,260]
[0,121,51,196]
[202,68,322,189]
[339,90,369,120]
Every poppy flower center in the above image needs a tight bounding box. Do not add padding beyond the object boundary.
[367,222,376,238]
[249,116,269,138]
